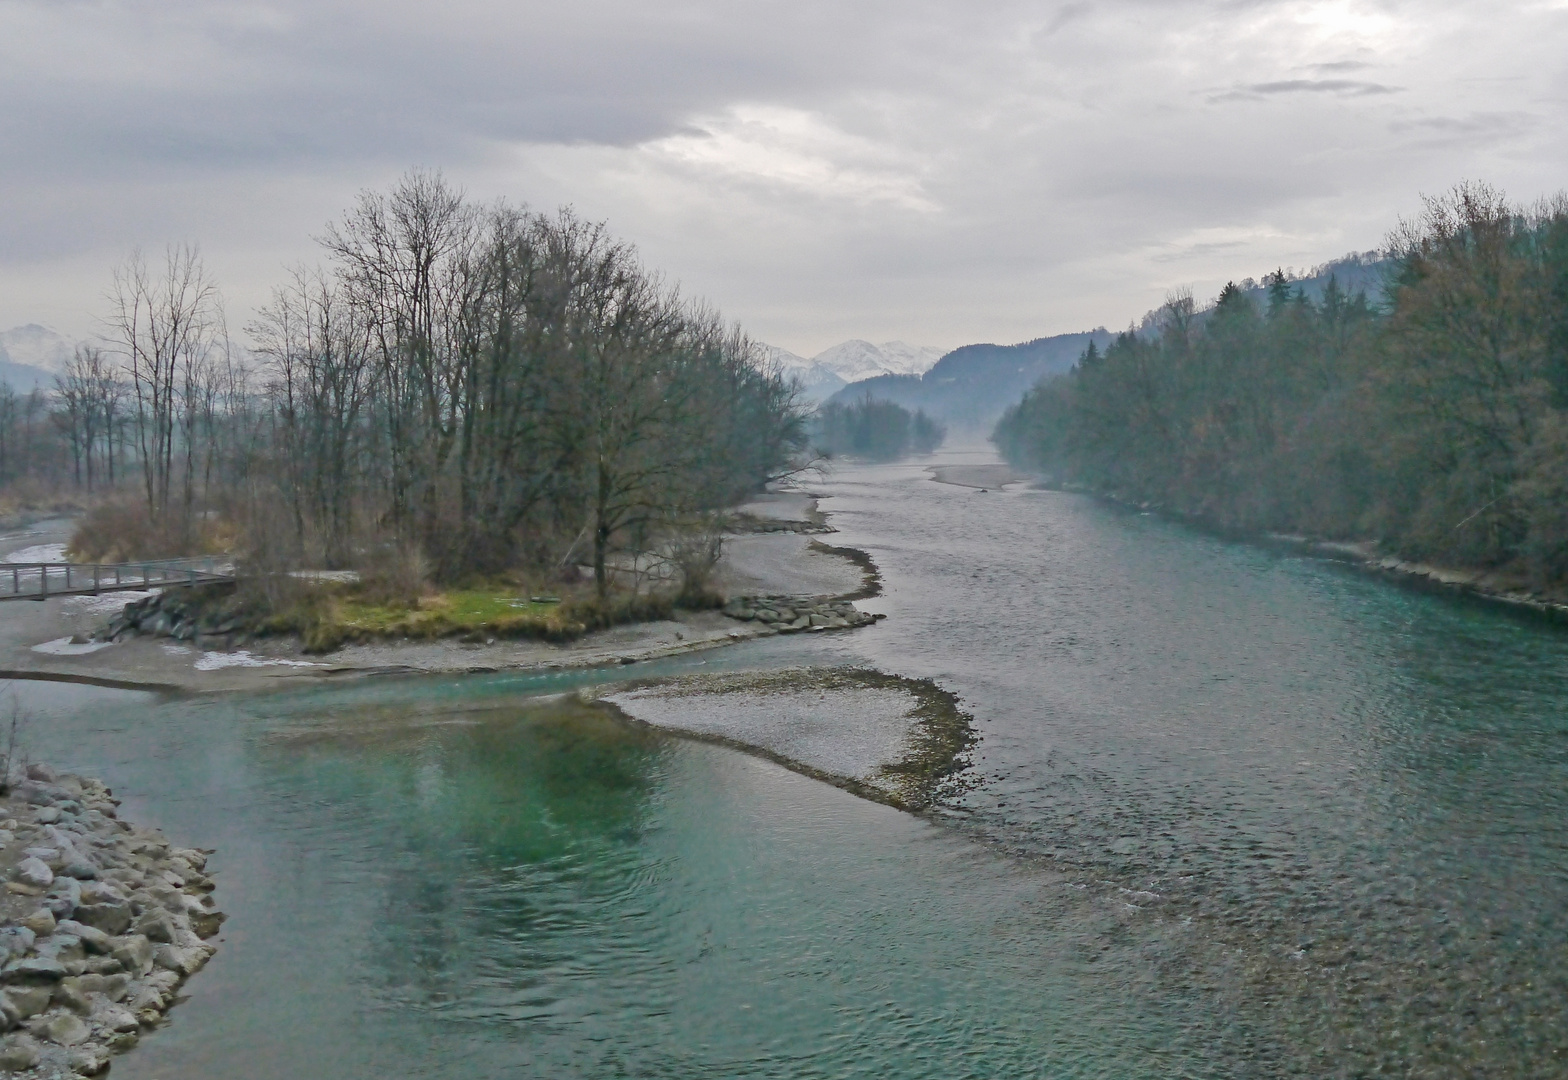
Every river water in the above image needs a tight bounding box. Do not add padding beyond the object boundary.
[11,449,1568,1077]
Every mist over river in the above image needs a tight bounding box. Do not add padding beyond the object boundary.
[13,448,1568,1077]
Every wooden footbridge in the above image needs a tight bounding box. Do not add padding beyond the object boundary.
[0,557,235,602]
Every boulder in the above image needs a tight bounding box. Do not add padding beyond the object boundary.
[110,935,154,976]
[13,782,62,806]
[51,977,91,1015]
[90,1000,138,1034]
[74,973,129,1002]
[3,986,51,1020]
[191,907,227,939]
[24,764,56,783]
[14,857,54,890]
[153,943,210,976]
[68,1041,111,1075]
[77,880,127,906]
[40,1010,90,1045]
[0,1033,40,1071]
[126,983,168,1014]
[135,910,177,944]
[0,927,35,961]
[3,956,67,982]
[55,921,111,955]
[19,907,56,936]
[73,902,132,936]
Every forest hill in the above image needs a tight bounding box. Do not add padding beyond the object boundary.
[59,171,807,599]
[994,182,1568,594]
[811,398,946,462]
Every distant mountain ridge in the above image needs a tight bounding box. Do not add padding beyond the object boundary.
[0,325,72,393]
[826,330,1113,432]
[763,340,947,402]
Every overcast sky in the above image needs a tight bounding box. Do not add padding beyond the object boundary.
[3,0,1565,356]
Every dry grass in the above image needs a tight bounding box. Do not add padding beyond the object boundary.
[68,498,235,562]
[247,579,701,653]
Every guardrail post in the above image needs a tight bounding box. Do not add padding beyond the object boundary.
[40,566,47,599]
[10,567,16,594]
[93,564,101,595]
[65,565,71,591]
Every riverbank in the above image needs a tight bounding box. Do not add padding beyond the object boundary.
[1013,475,1568,625]
[0,764,221,1077]
[0,493,884,694]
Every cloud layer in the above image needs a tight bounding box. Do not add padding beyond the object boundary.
[3,0,1565,353]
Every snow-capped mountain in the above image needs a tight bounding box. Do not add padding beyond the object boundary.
[810,340,946,383]
[761,340,948,402]
[0,325,73,392]
[0,325,74,372]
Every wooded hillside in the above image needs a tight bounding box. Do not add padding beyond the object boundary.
[994,183,1568,587]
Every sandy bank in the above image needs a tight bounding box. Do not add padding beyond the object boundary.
[591,668,975,811]
[927,463,1029,489]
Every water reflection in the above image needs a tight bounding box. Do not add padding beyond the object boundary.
[9,684,1215,1079]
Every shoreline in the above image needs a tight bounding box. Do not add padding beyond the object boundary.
[0,496,887,696]
[0,764,222,1077]
[1015,476,1568,626]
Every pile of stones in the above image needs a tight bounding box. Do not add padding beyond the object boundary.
[727,515,835,535]
[721,595,882,632]
[0,765,223,1076]
[94,589,246,650]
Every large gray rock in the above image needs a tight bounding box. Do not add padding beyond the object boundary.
[0,1033,40,1070]
[77,880,127,906]
[153,943,210,976]
[3,986,51,1020]
[90,1000,138,1034]
[13,857,53,889]
[19,908,55,936]
[69,1041,111,1075]
[54,921,110,955]
[72,901,132,936]
[51,977,91,1015]
[134,909,176,944]
[3,956,66,982]
[0,927,35,961]
[110,935,153,976]
[40,1010,90,1045]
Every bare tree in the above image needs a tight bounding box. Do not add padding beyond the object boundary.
[110,245,223,531]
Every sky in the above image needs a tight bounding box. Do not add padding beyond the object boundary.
[2,0,1566,357]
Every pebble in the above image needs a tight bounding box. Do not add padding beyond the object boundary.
[720,594,884,633]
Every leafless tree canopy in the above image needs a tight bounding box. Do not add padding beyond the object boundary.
[32,172,809,589]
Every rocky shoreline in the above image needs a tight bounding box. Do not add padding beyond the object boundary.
[0,765,222,1077]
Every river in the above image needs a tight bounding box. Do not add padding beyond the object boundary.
[10,448,1568,1077]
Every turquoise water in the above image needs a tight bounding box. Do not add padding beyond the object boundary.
[11,451,1568,1076]
[17,684,1213,1078]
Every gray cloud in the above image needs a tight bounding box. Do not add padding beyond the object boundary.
[2,0,1566,354]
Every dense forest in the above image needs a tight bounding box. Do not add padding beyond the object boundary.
[994,183,1568,587]
[19,172,807,598]
[812,397,946,461]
